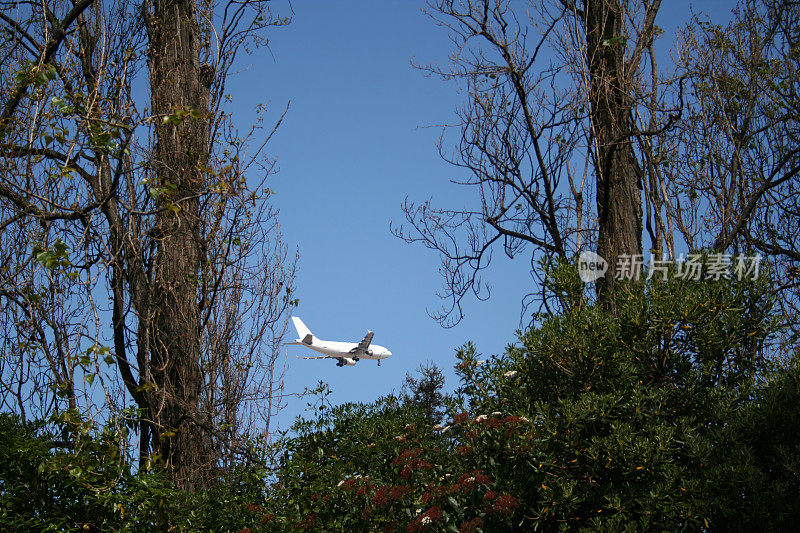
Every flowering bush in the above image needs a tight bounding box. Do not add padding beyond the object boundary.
[3,268,799,530]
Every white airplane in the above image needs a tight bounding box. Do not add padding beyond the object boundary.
[289,316,392,367]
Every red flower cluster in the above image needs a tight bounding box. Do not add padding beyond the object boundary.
[458,470,491,486]
[373,485,390,507]
[472,470,492,485]
[456,445,471,456]
[389,485,412,500]
[393,448,422,466]
[446,469,491,494]
[446,482,462,495]
[341,478,358,491]
[453,412,471,424]
[244,504,276,525]
[459,517,484,533]
[468,429,484,441]
[482,417,503,429]
[422,483,446,503]
[394,447,433,478]
[423,505,443,521]
[484,491,519,515]
[296,513,318,530]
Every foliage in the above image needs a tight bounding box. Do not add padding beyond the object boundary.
[0,413,269,531]
[700,355,800,531]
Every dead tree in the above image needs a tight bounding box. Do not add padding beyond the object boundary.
[395,0,672,323]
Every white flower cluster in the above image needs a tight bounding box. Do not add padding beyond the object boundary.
[466,412,532,424]
[336,474,365,487]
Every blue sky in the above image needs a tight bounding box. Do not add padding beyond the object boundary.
[227,0,731,431]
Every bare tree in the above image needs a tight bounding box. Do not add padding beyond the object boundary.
[664,0,800,349]
[395,0,675,325]
[0,0,296,489]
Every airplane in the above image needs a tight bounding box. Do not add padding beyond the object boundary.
[289,316,392,367]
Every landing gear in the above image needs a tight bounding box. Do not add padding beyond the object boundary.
[378,360,381,367]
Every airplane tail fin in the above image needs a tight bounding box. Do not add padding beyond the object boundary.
[291,316,315,345]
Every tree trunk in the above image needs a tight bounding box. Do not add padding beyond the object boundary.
[586,0,644,300]
[146,0,211,489]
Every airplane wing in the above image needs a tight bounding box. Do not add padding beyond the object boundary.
[355,331,374,353]
[296,355,331,360]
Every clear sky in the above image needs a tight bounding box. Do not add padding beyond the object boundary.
[226,0,731,431]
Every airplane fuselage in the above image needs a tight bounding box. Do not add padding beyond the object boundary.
[300,339,392,360]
